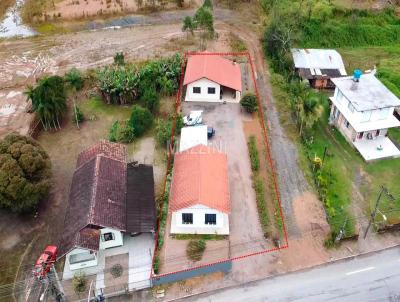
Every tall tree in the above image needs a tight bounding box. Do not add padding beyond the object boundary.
[182,16,196,37]
[194,6,214,49]
[25,75,67,131]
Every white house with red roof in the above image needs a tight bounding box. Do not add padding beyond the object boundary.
[169,144,230,235]
[183,53,242,103]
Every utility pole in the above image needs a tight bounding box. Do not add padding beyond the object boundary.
[363,186,394,239]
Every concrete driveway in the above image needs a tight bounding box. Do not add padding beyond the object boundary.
[182,102,267,257]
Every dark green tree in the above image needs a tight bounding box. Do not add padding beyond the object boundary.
[0,134,51,213]
[240,93,258,113]
[128,105,154,137]
[25,76,67,131]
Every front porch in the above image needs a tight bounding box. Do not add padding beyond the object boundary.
[353,136,400,161]
[62,233,154,294]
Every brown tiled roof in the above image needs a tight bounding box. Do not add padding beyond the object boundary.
[126,164,156,233]
[76,140,127,168]
[59,142,127,257]
[169,144,230,214]
[75,228,101,251]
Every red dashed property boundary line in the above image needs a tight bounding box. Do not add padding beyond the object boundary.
[150,51,289,280]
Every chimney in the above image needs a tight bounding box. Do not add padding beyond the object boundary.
[353,69,362,82]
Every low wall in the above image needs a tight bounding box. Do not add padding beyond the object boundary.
[152,261,232,286]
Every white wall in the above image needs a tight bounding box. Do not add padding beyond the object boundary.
[170,204,229,235]
[333,87,395,125]
[185,78,221,102]
[99,228,124,250]
[66,248,98,271]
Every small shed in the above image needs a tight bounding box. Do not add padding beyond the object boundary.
[291,48,347,89]
[179,125,208,152]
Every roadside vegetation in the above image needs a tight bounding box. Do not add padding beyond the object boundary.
[262,0,400,243]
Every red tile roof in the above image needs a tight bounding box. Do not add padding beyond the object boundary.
[183,54,242,92]
[169,144,230,214]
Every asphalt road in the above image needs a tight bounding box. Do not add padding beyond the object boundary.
[185,247,400,302]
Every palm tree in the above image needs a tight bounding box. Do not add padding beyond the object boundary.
[297,91,323,136]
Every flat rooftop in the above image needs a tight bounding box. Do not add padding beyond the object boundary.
[332,73,400,111]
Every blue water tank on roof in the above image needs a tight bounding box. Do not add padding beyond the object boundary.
[353,69,362,82]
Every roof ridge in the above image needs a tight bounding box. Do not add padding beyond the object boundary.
[88,155,101,224]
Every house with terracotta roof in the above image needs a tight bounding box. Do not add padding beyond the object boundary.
[59,141,156,290]
[169,144,230,235]
[183,53,242,103]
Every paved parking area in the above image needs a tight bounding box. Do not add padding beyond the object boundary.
[182,102,268,257]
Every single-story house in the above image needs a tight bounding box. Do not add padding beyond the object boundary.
[59,140,156,289]
[183,53,242,103]
[291,48,347,89]
[179,125,208,152]
[169,144,230,235]
[329,71,400,161]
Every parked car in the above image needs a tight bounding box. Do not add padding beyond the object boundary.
[183,111,203,126]
[33,245,58,277]
[207,126,215,138]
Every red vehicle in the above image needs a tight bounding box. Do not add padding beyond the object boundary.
[34,246,58,277]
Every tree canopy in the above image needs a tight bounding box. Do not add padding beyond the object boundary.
[0,134,51,213]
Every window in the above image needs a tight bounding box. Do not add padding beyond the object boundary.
[208,87,216,94]
[376,129,380,137]
[205,214,216,225]
[182,213,193,224]
[358,132,364,139]
[345,121,350,128]
[102,232,115,242]
[193,87,201,94]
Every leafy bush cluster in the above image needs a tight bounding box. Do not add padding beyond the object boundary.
[72,272,87,294]
[96,54,182,106]
[0,134,51,213]
[247,136,272,238]
[186,239,206,261]
[240,93,258,113]
[155,114,184,148]
[253,176,271,238]
[109,105,153,143]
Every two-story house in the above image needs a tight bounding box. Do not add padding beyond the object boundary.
[329,71,400,161]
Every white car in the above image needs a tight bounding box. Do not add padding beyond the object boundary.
[183,110,203,126]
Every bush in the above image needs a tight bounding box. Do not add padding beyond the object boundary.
[128,105,153,137]
[0,134,51,213]
[114,52,125,65]
[153,256,160,274]
[65,68,84,91]
[142,89,160,113]
[72,105,84,124]
[72,272,87,294]
[108,120,135,143]
[155,119,173,147]
[110,264,123,278]
[248,136,260,171]
[253,176,271,237]
[240,93,258,113]
[186,239,206,261]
